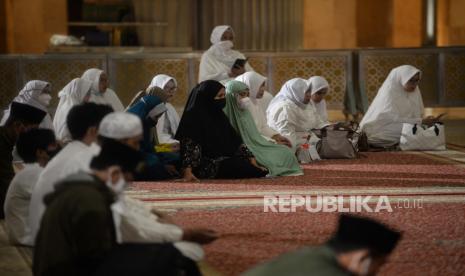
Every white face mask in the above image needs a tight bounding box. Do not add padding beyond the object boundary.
[237,97,251,110]
[105,169,126,195]
[217,40,234,51]
[349,255,372,276]
[38,93,52,106]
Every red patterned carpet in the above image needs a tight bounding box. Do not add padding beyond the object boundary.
[127,151,465,276]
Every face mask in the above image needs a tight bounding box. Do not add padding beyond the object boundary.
[38,93,52,106]
[105,167,127,195]
[217,40,234,51]
[213,98,226,110]
[238,97,251,110]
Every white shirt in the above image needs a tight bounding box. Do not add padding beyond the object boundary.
[28,141,101,243]
[4,163,43,246]
[115,195,204,261]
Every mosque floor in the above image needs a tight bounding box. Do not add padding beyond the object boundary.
[1,119,464,276]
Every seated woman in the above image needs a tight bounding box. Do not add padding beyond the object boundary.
[307,76,331,124]
[1,80,54,130]
[81,68,125,111]
[53,78,92,142]
[127,95,180,180]
[175,80,268,181]
[360,65,439,148]
[235,72,290,146]
[223,80,302,176]
[267,78,325,152]
[199,25,254,83]
[148,74,181,152]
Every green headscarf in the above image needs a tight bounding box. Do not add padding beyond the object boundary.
[223,80,302,176]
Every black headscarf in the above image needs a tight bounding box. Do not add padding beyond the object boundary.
[175,80,243,158]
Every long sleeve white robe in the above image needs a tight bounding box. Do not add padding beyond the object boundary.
[4,163,43,246]
[28,141,101,243]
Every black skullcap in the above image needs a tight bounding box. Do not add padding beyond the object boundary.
[331,214,402,255]
[10,102,46,125]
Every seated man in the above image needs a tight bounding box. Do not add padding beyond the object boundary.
[0,102,46,219]
[244,214,401,276]
[4,128,59,245]
[97,112,218,261]
[29,103,113,242]
[34,138,201,276]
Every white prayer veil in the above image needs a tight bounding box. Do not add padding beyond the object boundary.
[82,68,103,94]
[307,76,330,122]
[148,74,178,91]
[53,78,92,140]
[360,65,424,131]
[235,71,267,104]
[268,78,309,110]
[99,112,143,139]
[207,25,244,67]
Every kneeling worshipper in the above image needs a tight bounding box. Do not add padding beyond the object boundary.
[199,25,254,83]
[1,80,54,130]
[29,103,113,243]
[360,65,441,148]
[53,78,93,142]
[81,68,125,112]
[127,95,181,180]
[223,80,302,177]
[267,78,326,153]
[175,80,268,182]
[33,139,202,276]
[244,214,402,276]
[4,128,59,246]
[235,72,291,147]
[97,112,218,261]
[0,102,46,219]
[307,76,331,124]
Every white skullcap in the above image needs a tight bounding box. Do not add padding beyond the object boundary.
[99,112,143,139]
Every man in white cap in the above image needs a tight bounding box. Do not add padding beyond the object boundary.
[98,112,218,261]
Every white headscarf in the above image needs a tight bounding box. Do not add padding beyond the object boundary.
[207,25,244,68]
[307,76,330,122]
[82,68,124,112]
[268,78,309,110]
[148,74,177,90]
[99,112,143,139]
[210,25,234,44]
[235,72,267,104]
[1,80,50,126]
[82,68,103,94]
[53,78,92,140]
[360,65,424,130]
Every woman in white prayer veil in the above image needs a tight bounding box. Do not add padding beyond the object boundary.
[267,78,322,151]
[360,65,437,148]
[235,72,291,147]
[148,74,180,149]
[53,78,92,142]
[307,76,330,124]
[81,68,125,111]
[198,25,254,83]
[1,80,54,130]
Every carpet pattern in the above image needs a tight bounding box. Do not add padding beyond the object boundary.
[125,151,465,275]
